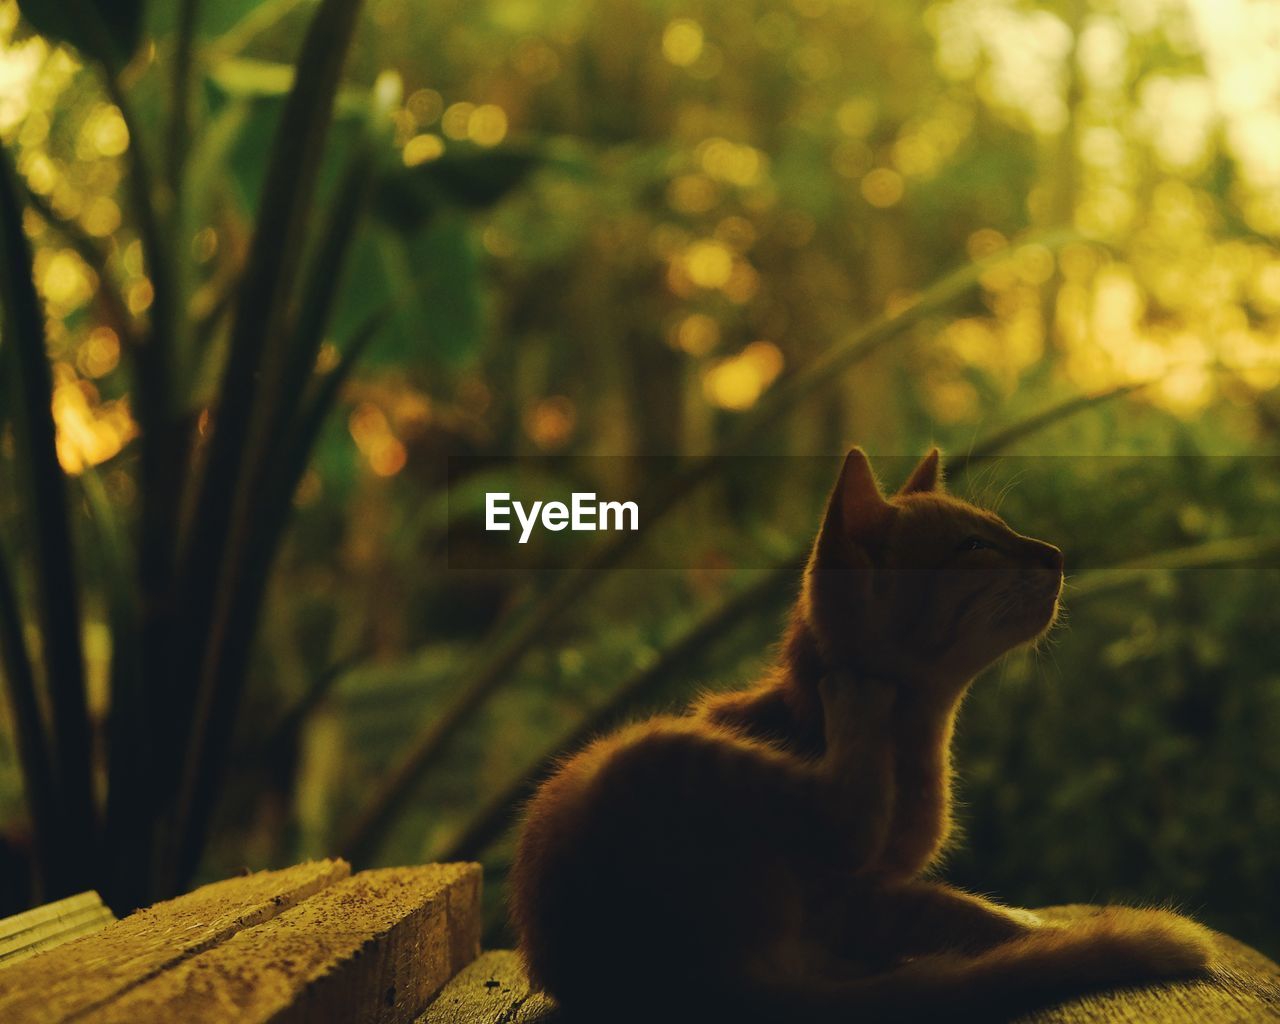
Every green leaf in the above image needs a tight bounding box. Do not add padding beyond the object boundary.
[0,535,60,891]
[267,137,377,456]
[0,146,95,890]
[375,145,540,229]
[205,0,311,53]
[379,215,486,368]
[17,0,144,66]
[81,465,152,911]
[415,215,486,367]
[208,56,297,97]
[170,0,367,893]
[283,312,385,501]
[208,56,375,115]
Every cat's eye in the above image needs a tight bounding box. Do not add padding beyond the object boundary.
[959,536,989,552]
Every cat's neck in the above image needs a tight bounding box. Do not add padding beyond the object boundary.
[779,613,972,710]
[696,610,972,752]
[693,612,824,748]
[779,610,826,708]
[780,613,971,878]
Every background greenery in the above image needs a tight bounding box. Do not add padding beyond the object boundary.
[1,0,1278,958]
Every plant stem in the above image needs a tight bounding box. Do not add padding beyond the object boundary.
[167,0,368,893]
[96,65,190,911]
[0,543,61,896]
[167,0,202,205]
[0,149,96,891]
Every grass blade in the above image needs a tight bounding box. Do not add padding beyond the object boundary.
[79,467,151,912]
[208,0,312,58]
[265,137,377,466]
[1066,535,1280,601]
[254,648,370,762]
[76,59,189,911]
[0,541,60,895]
[18,0,143,67]
[166,0,202,200]
[0,147,95,889]
[173,0,365,698]
[170,305,380,887]
[945,382,1151,478]
[282,311,386,488]
[162,0,365,890]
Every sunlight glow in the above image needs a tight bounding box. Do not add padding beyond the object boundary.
[50,363,137,475]
[403,133,444,166]
[525,395,576,449]
[702,341,785,411]
[662,19,705,67]
[349,402,409,477]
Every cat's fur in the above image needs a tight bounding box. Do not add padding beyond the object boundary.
[509,448,1213,1021]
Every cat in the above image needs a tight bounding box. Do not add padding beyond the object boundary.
[509,448,1214,1022]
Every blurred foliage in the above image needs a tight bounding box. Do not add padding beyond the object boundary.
[1,0,1279,963]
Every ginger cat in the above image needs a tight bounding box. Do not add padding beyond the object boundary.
[510,448,1213,1022]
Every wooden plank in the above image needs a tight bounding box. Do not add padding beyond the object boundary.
[0,891,115,966]
[0,859,350,1021]
[417,950,558,1024]
[428,909,1280,1024]
[0,891,105,944]
[81,863,482,1024]
[1023,905,1280,1023]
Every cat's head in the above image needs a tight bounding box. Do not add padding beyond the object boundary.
[803,447,1063,687]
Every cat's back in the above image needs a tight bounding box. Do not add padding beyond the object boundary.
[509,712,797,999]
[510,711,744,897]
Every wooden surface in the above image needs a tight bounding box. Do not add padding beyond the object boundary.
[0,891,115,967]
[83,863,481,1024]
[421,908,1280,1023]
[5,879,1273,1022]
[417,950,556,1024]
[0,859,350,1021]
[1022,906,1280,1023]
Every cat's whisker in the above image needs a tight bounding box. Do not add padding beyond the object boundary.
[971,459,1008,510]
[989,469,1025,514]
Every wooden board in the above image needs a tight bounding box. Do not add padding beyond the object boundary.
[416,950,556,1024]
[1024,905,1280,1023]
[0,859,350,1021]
[80,863,481,1024]
[421,907,1280,1023]
[0,891,115,967]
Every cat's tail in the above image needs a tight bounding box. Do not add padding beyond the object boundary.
[744,907,1216,1023]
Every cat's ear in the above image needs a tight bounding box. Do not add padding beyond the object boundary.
[827,447,894,541]
[899,447,943,495]
[806,451,890,646]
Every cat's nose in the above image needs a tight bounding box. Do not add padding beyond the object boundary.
[1039,544,1064,573]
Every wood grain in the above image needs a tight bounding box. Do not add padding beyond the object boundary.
[424,907,1280,1023]
[416,950,556,1024]
[0,891,115,967]
[1022,905,1280,1023]
[80,863,481,1024]
[0,859,350,1021]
